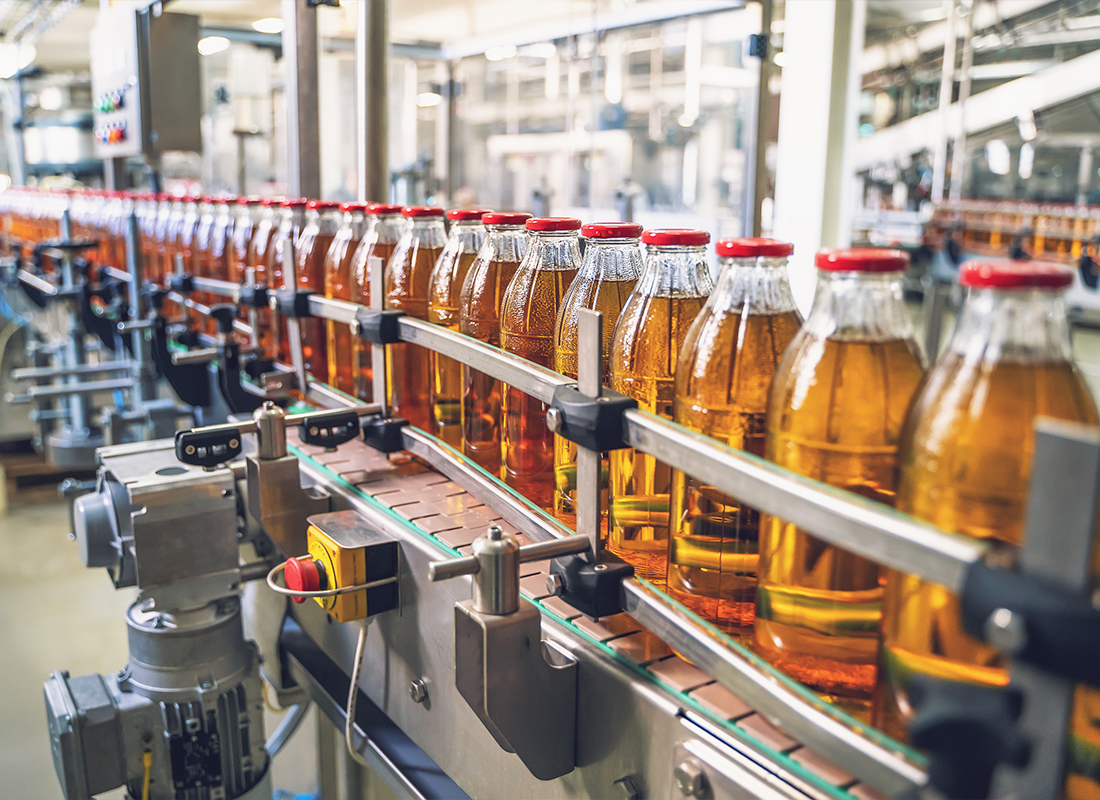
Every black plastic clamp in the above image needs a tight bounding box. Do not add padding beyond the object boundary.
[1080,251,1098,290]
[549,384,638,452]
[362,415,409,453]
[209,304,238,335]
[238,283,269,309]
[298,410,361,449]
[142,282,167,311]
[908,677,1029,800]
[354,307,405,345]
[275,288,314,318]
[175,427,243,468]
[960,560,1100,687]
[168,273,194,294]
[548,552,634,618]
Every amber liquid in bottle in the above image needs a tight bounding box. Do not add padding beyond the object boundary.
[461,256,524,475]
[351,239,397,401]
[249,214,278,359]
[324,227,362,395]
[296,231,333,378]
[668,310,802,635]
[385,243,442,431]
[501,265,578,510]
[610,294,707,583]
[756,337,924,715]
[878,357,1099,737]
[429,249,479,446]
[553,277,637,527]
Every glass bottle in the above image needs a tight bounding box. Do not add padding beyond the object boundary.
[500,217,581,509]
[295,200,340,378]
[247,198,281,357]
[666,238,802,637]
[878,260,1099,756]
[153,194,175,284]
[324,201,369,395]
[384,206,446,430]
[268,198,308,363]
[178,196,200,277]
[609,229,713,584]
[553,222,642,528]
[137,193,158,282]
[755,247,925,719]
[428,209,490,446]
[350,204,404,401]
[459,212,531,474]
[230,196,262,284]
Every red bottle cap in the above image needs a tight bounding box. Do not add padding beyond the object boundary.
[960,258,1074,290]
[814,247,909,273]
[199,195,215,204]
[339,201,373,212]
[526,216,582,232]
[280,197,309,208]
[717,237,794,258]
[581,222,643,239]
[213,196,233,204]
[402,206,445,217]
[482,212,531,226]
[237,195,264,205]
[642,228,710,247]
[284,557,321,604]
[447,208,493,221]
[307,199,341,211]
[260,196,282,206]
[365,203,404,215]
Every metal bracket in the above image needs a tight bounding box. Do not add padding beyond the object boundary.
[275,287,316,319]
[354,307,406,345]
[429,528,588,780]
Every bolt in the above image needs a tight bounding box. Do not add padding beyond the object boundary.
[546,407,563,433]
[408,679,428,704]
[593,563,607,571]
[546,573,564,596]
[229,438,239,449]
[309,427,319,437]
[674,759,708,798]
[487,524,503,541]
[199,679,213,690]
[349,318,360,337]
[985,607,1027,654]
[185,444,196,455]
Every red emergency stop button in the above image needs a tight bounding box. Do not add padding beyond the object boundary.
[285,557,324,603]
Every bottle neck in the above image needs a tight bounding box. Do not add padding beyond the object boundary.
[804,270,917,343]
[482,225,528,263]
[450,220,485,254]
[525,230,580,271]
[342,211,367,239]
[578,238,641,281]
[707,255,798,316]
[367,213,405,244]
[638,244,712,297]
[949,287,1075,364]
[402,217,446,248]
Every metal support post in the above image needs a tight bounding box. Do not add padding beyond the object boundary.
[283,235,308,395]
[931,0,958,204]
[949,2,974,202]
[282,0,321,199]
[747,0,772,237]
[370,247,388,413]
[123,210,152,404]
[576,310,603,559]
[356,0,389,202]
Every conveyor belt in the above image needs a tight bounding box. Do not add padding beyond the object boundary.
[289,432,909,800]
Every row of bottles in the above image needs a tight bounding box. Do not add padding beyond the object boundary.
[930,198,1100,262]
[6,189,1099,787]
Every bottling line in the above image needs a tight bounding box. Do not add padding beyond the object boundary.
[3,3,1100,800]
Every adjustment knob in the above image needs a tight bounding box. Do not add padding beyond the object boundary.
[285,557,326,603]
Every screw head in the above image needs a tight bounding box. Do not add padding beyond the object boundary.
[674,759,707,798]
[546,573,564,596]
[487,524,503,541]
[408,679,428,703]
[546,407,563,433]
[185,444,196,455]
[985,607,1027,654]
[229,438,239,449]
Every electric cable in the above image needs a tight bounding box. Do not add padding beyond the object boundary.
[141,750,152,800]
[265,558,396,599]
[345,620,372,769]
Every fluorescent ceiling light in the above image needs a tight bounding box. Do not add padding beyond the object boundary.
[1019,142,1034,180]
[38,86,64,110]
[1017,109,1038,142]
[773,51,787,67]
[416,92,442,107]
[485,44,517,61]
[252,17,284,34]
[198,36,231,56]
[519,42,556,59]
[986,139,1011,175]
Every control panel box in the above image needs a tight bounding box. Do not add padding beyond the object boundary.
[89,6,202,159]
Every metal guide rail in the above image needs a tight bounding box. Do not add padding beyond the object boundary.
[173,266,1100,797]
